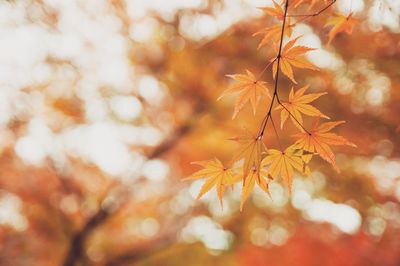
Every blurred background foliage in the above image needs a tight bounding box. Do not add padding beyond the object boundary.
[0,0,399,265]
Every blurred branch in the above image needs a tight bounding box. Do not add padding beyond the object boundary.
[105,235,174,266]
[105,203,243,265]
[62,208,109,266]
[62,103,205,266]
[104,206,196,266]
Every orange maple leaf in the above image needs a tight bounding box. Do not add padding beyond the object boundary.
[262,145,310,191]
[293,120,356,172]
[253,21,293,49]
[325,13,358,45]
[184,158,235,207]
[272,36,318,84]
[276,85,329,129]
[220,70,270,119]
[259,0,285,20]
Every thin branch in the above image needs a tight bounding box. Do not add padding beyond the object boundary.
[258,0,336,138]
[258,0,290,138]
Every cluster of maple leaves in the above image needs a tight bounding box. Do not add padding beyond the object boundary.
[186,0,358,210]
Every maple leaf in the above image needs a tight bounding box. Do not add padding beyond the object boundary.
[276,85,329,129]
[259,0,285,20]
[219,70,270,119]
[230,133,266,178]
[253,21,293,49]
[272,36,318,84]
[240,167,271,211]
[262,145,310,191]
[325,13,358,45]
[184,158,235,207]
[293,120,356,172]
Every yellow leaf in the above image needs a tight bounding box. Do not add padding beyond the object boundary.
[276,85,329,129]
[230,133,266,178]
[325,13,358,45]
[240,167,271,211]
[184,158,234,207]
[253,21,293,49]
[220,70,271,119]
[262,145,310,192]
[293,120,356,172]
[259,0,285,20]
[272,37,318,83]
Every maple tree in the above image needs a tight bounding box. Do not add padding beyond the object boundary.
[186,0,360,210]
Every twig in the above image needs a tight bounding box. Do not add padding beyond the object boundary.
[258,0,336,138]
[258,0,290,138]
